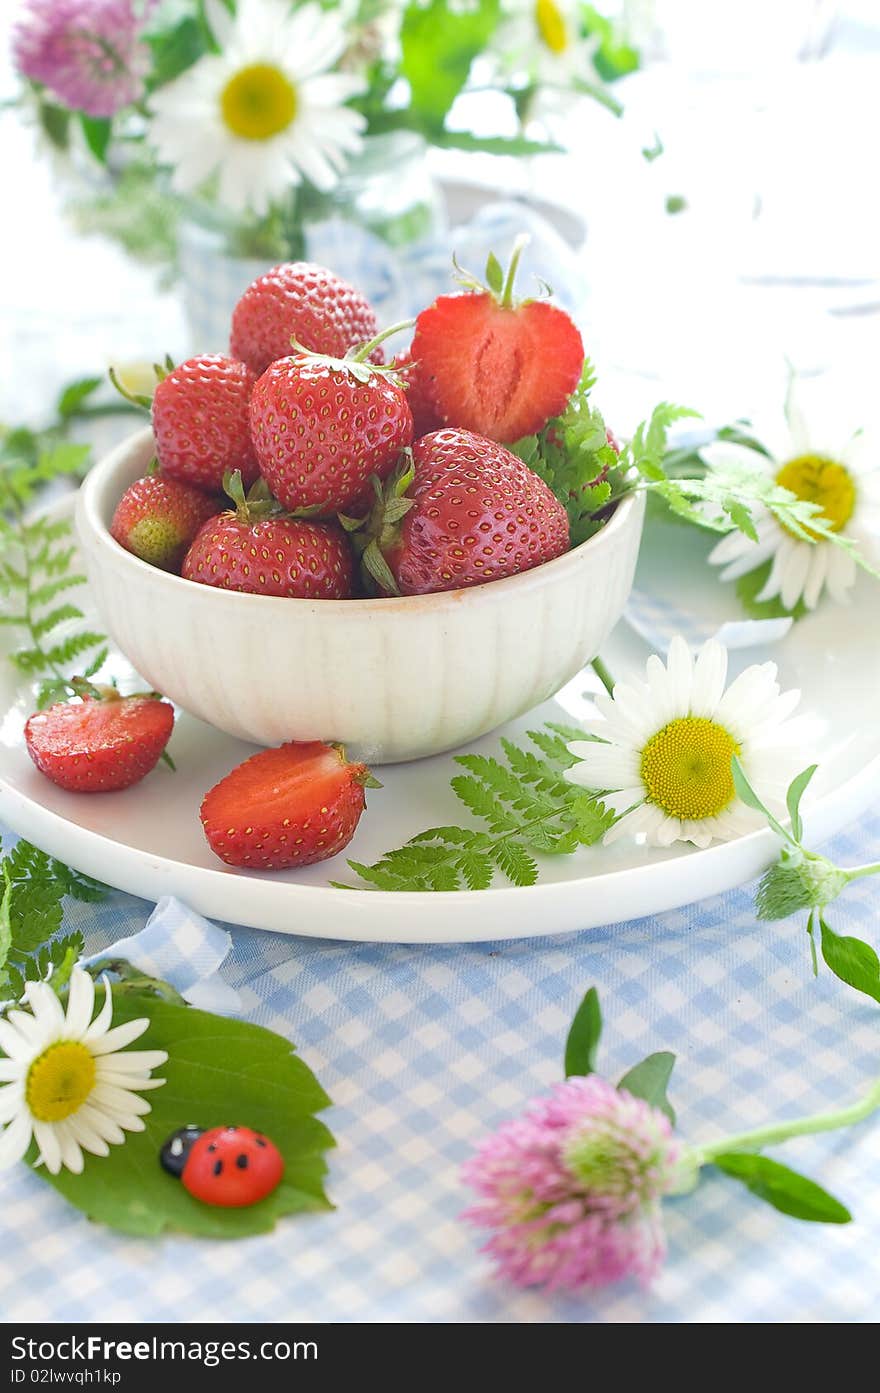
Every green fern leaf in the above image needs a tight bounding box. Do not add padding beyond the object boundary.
[490,838,538,887]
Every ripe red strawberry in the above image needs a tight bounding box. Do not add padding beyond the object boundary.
[353,428,569,596]
[110,472,221,572]
[230,262,383,376]
[409,238,584,443]
[152,355,258,493]
[392,352,443,438]
[200,740,378,870]
[249,345,413,515]
[25,691,174,793]
[182,472,354,599]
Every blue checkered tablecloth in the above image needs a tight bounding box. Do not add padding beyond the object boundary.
[1,808,879,1324]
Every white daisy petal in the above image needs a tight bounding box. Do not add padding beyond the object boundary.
[825,546,857,604]
[64,966,95,1039]
[84,976,114,1041]
[90,1084,153,1116]
[691,640,728,717]
[0,1085,24,1123]
[0,1018,34,1060]
[87,1017,150,1054]
[66,1113,111,1158]
[95,1049,168,1074]
[780,540,813,610]
[33,1120,63,1175]
[54,1122,85,1175]
[23,980,64,1032]
[0,1110,33,1171]
[802,541,830,609]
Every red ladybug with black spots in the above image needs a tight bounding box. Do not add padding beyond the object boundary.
[160,1125,284,1207]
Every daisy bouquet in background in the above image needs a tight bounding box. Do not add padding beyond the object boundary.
[463,985,880,1291]
[10,0,637,270]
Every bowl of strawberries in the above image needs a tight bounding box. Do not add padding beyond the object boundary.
[76,243,644,764]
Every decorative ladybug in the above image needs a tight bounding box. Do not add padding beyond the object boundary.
[160,1125,284,1207]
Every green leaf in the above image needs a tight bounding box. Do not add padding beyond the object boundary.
[617,1051,676,1124]
[37,995,335,1238]
[582,5,641,82]
[819,916,880,1004]
[36,100,70,151]
[564,986,602,1077]
[786,765,817,843]
[145,14,210,89]
[56,376,103,419]
[485,251,504,295]
[79,115,112,163]
[713,1152,851,1224]
[0,865,12,981]
[401,0,500,125]
[736,560,807,622]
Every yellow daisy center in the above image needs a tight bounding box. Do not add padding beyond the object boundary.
[640,717,740,821]
[220,63,298,141]
[535,0,569,54]
[775,455,856,540]
[26,1041,96,1123]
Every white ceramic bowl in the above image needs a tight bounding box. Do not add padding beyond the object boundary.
[76,428,645,763]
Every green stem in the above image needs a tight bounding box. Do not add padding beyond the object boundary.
[845,861,880,882]
[590,656,615,696]
[501,233,530,308]
[351,320,415,363]
[696,1078,880,1166]
[807,909,819,978]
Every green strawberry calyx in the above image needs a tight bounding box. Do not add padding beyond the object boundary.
[330,741,383,790]
[338,454,416,597]
[287,320,415,385]
[452,232,552,309]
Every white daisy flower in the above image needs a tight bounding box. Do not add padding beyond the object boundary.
[148,0,367,217]
[495,0,598,84]
[704,401,880,611]
[0,966,167,1176]
[565,637,802,849]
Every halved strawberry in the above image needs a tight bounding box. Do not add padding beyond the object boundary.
[25,689,174,792]
[200,740,379,870]
[409,237,584,443]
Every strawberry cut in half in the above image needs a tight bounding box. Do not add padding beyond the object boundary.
[230,262,383,376]
[182,471,354,600]
[25,687,175,793]
[409,236,584,443]
[346,428,570,596]
[249,325,413,515]
[200,740,379,871]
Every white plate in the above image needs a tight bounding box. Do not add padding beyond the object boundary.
[0,499,877,943]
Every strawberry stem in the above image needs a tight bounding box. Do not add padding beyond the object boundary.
[349,320,416,364]
[501,233,530,309]
[108,366,152,412]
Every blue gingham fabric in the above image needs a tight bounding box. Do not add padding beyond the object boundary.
[1,810,879,1324]
[625,587,793,653]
